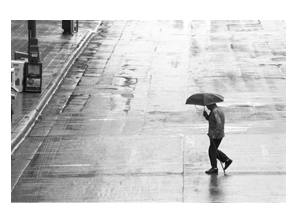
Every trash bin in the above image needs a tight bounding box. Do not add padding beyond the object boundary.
[62,20,78,34]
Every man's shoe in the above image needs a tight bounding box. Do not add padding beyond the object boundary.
[224,159,233,170]
[205,168,218,174]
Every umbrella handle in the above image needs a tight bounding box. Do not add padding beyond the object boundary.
[197,106,207,112]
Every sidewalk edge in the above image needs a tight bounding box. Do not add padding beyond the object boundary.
[11,28,99,155]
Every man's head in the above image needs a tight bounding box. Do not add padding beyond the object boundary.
[206,103,216,111]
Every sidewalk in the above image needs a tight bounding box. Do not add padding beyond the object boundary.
[11,20,102,152]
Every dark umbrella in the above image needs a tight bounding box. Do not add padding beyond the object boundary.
[185,93,224,106]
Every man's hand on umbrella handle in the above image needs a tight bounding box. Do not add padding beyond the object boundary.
[203,110,209,120]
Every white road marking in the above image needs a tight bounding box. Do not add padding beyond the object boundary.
[129,146,138,165]
[49,164,92,167]
[261,145,269,161]
[88,119,116,121]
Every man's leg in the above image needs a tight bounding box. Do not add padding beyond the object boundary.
[206,138,219,174]
[208,138,222,168]
[215,138,233,170]
[210,138,230,163]
[216,138,228,162]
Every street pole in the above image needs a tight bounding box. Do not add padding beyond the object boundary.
[27,20,40,63]
[24,20,42,92]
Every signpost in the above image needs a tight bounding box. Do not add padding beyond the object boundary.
[24,20,42,93]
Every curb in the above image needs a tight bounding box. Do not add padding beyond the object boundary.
[11,22,101,154]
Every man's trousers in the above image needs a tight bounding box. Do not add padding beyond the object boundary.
[208,137,229,168]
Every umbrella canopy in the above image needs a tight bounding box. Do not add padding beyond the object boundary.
[185,93,224,106]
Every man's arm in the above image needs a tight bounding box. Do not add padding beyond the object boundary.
[203,110,209,120]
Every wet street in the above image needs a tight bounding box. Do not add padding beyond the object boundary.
[11,20,286,202]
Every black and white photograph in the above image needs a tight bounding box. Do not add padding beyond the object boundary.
[6,0,295,222]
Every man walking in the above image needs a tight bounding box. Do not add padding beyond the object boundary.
[203,103,233,174]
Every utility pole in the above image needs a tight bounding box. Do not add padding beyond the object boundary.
[27,20,40,63]
[24,20,42,92]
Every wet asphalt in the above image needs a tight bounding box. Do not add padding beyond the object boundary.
[11,20,286,202]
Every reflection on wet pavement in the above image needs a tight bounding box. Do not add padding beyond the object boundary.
[208,174,223,202]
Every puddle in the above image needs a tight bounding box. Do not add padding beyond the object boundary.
[113,76,138,89]
[112,75,138,114]
[121,93,134,114]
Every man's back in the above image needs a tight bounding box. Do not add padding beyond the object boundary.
[208,106,225,139]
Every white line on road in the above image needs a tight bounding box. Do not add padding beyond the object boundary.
[49,164,92,167]
[261,145,269,161]
[88,119,116,121]
[129,148,138,164]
